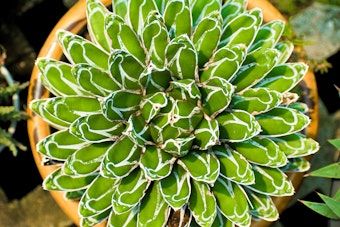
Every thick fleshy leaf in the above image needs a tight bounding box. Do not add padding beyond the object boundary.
[179,150,219,184]
[160,164,191,210]
[192,11,222,67]
[37,58,89,96]
[128,0,158,35]
[213,177,251,227]
[140,145,176,180]
[229,88,282,115]
[163,0,191,38]
[81,209,111,227]
[70,113,125,142]
[231,48,280,92]
[125,113,152,146]
[213,145,255,185]
[247,165,295,196]
[194,118,220,150]
[72,63,120,97]
[57,30,109,71]
[43,168,97,191]
[63,142,111,176]
[275,41,294,65]
[189,180,217,227]
[271,133,319,158]
[216,110,261,142]
[112,168,150,214]
[101,136,142,178]
[143,12,169,68]
[168,79,201,105]
[112,0,129,21]
[138,181,171,226]
[108,206,138,227]
[256,107,311,137]
[86,0,110,52]
[139,67,172,94]
[37,130,86,160]
[79,175,118,217]
[221,0,247,26]
[105,14,146,63]
[199,44,247,82]
[140,92,168,123]
[231,136,288,168]
[191,0,221,27]
[154,0,169,14]
[165,34,198,80]
[212,209,235,227]
[102,90,142,121]
[288,102,309,113]
[219,8,262,48]
[248,20,285,52]
[65,190,85,200]
[108,50,144,91]
[245,188,279,222]
[161,136,195,157]
[200,77,234,117]
[280,157,311,172]
[253,63,308,93]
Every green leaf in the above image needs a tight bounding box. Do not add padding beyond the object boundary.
[247,165,295,196]
[320,193,340,217]
[221,0,247,26]
[179,150,220,185]
[213,177,251,227]
[138,181,171,226]
[168,79,201,105]
[191,0,221,27]
[128,0,158,35]
[112,0,129,21]
[161,136,195,157]
[108,206,138,227]
[125,113,152,146]
[43,168,97,191]
[79,175,118,217]
[139,67,172,94]
[160,164,191,210]
[211,209,235,227]
[57,30,109,71]
[300,200,340,219]
[280,157,311,172]
[213,145,255,185]
[308,163,340,179]
[140,92,168,123]
[140,145,176,180]
[256,107,311,137]
[189,180,217,227]
[216,110,261,142]
[101,136,142,178]
[81,209,111,227]
[112,168,150,214]
[275,41,294,65]
[194,118,220,150]
[231,136,288,168]
[329,139,340,150]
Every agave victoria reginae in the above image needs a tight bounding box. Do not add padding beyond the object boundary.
[30,0,319,226]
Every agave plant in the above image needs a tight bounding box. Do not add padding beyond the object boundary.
[30,0,319,226]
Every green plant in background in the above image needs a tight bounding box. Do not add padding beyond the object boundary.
[30,0,320,226]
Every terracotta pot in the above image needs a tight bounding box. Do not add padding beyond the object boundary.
[27,0,319,226]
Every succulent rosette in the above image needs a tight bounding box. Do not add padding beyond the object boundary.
[30,0,319,226]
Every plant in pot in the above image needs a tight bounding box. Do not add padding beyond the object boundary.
[28,0,320,226]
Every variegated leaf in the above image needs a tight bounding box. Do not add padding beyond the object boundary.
[200,44,247,82]
[138,181,171,226]
[36,130,86,160]
[280,157,311,172]
[57,30,109,71]
[168,79,201,105]
[216,110,261,142]
[79,175,118,217]
[143,12,169,68]
[271,133,319,158]
[190,0,221,27]
[231,136,288,168]
[178,150,219,185]
[194,118,220,150]
[43,168,97,191]
[112,168,150,214]
[125,113,152,146]
[37,58,89,96]
[253,63,308,93]
[112,0,129,21]
[140,92,168,123]
[219,8,262,48]
[231,48,280,92]
[65,190,85,200]
[165,34,198,80]
[108,206,138,227]
[63,142,111,176]
[189,180,217,227]
[140,145,176,180]
[245,188,279,222]
[72,63,120,97]
[213,177,251,227]
[86,0,110,52]
[248,20,285,52]
[213,145,255,185]
[200,76,234,118]
[105,14,146,63]
[229,88,282,115]
[160,164,191,210]
[163,0,192,38]
[70,113,125,142]
[108,50,144,91]
[154,0,169,14]
[81,209,111,227]
[221,0,247,27]
[275,41,294,65]
[256,107,311,137]
[139,67,172,94]
[161,136,195,157]
[247,165,295,196]
[212,209,235,227]
[288,102,309,113]
[192,11,222,67]
[101,136,142,178]
[128,0,158,35]
[102,90,142,121]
